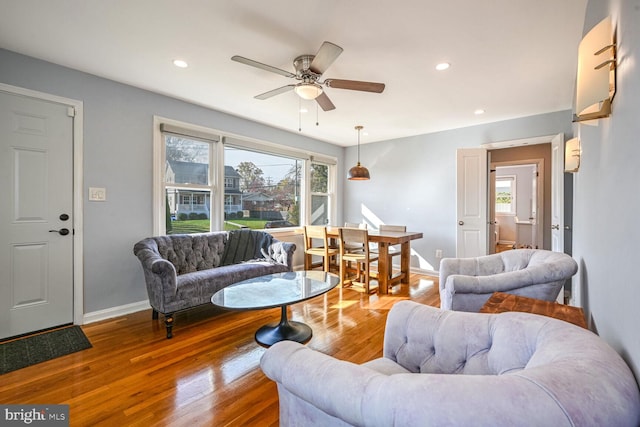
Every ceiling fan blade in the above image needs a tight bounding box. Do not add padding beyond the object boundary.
[231,55,295,78]
[315,92,336,111]
[325,79,385,93]
[309,42,344,75]
[255,85,296,100]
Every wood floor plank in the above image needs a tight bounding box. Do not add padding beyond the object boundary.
[0,273,440,426]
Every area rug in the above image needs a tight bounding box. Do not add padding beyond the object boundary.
[0,326,92,375]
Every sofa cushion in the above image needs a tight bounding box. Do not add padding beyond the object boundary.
[163,260,290,313]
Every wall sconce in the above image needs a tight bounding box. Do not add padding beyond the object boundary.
[564,137,581,173]
[574,17,616,122]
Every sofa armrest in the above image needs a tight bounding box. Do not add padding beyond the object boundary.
[266,241,296,270]
[133,241,178,312]
[261,340,382,426]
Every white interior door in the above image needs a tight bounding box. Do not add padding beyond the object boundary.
[551,133,564,252]
[456,148,488,257]
[0,90,74,339]
[456,133,564,257]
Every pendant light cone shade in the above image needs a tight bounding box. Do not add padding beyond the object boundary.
[348,125,370,180]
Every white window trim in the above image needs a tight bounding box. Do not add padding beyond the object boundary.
[153,116,337,234]
[496,175,517,215]
[309,161,336,226]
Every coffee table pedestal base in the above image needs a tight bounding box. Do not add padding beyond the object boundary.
[255,305,312,347]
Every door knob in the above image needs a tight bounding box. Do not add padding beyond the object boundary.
[458,221,464,226]
[551,224,560,230]
[49,228,70,236]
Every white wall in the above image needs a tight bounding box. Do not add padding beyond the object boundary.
[572,0,640,380]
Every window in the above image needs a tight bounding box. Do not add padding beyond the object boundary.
[154,117,336,234]
[495,176,516,214]
[163,130,215,233]
[310,162,330,225]
[224,145,302,228]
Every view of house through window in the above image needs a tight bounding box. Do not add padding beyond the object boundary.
[164,135,213,234]
[159,120,335,235]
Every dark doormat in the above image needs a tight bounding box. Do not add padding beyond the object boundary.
[0,326,92,375]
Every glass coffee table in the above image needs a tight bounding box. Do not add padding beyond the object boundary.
[211,271,340,347]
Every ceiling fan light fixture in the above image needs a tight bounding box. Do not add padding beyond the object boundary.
[348,125,370,181]
[294,83,323,100]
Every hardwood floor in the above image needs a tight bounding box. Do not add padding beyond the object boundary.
[0,273,440,426]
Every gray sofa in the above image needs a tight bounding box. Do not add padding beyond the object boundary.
[439,249,578,312]
[261,301,640,426]
[133,229,296,338]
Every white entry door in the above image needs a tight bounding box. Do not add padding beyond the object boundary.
[0,90,74,339]
[456,148,488,257]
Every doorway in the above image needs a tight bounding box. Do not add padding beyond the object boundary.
[490,160,544,254]
[0,84,83,339]
[456,133,563,258]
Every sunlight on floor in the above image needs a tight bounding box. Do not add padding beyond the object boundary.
[220,345,264,385]
[175,368,215,409]
[330,300,358,309]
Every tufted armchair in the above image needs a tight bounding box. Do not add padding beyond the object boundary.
[439,249,578,312]
[261,301,640,426]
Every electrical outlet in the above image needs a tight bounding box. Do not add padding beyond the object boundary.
[435,249,443,258]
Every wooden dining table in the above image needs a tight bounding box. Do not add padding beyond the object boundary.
[325,227,423,294]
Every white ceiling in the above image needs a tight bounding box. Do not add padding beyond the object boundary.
[0,0,587,146]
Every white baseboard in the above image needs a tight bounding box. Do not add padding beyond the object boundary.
[82,300,150,325]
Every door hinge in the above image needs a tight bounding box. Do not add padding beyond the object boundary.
[67,107,76,117]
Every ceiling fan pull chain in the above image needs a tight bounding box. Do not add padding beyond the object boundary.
[316,102,319,126]
[298,97,302,132]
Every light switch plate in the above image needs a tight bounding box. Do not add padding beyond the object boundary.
[89,187,106,201]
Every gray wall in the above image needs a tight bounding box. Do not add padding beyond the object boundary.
[342,112,572,271]
[0,49,343,313]
[571,0,640,380]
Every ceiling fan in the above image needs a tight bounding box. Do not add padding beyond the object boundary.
[231,41,385,111]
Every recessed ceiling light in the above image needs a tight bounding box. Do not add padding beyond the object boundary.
[435,62,450,71]
[474,109,485,115]
[173,59,188,68]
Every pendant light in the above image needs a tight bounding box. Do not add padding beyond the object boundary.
[348,125,370,180]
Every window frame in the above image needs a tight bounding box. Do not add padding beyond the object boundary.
[153,116,337,235]
[495,175,517,215]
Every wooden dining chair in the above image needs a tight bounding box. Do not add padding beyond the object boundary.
[343,222,367,253]
[303,225,339,272]
[377,224,407,281]
[338,227,378,294]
